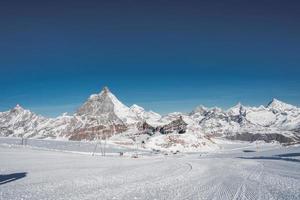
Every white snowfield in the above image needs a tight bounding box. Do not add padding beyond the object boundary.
[1,139,299,200]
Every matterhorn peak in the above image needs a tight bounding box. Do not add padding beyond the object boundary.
[102,86,110,93]
[88,86,112,100]
[76,86,141,124]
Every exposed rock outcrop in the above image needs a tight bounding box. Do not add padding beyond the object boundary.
[159,116,188,134]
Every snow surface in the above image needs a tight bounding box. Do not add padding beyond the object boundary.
[246,109,276,126]
[145,133,219,152]
[267,98,299,112]
[0,139,299,200]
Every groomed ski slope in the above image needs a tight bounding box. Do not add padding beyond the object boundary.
[1,142,300,200]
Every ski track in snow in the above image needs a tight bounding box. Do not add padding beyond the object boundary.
[1,143,300,200]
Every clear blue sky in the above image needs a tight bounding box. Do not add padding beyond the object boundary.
[0,0,300,117]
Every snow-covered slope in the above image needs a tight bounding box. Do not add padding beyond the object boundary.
[2,143,299,200]
[129,104,161,126]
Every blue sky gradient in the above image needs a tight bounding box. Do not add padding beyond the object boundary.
[0,0,300,116]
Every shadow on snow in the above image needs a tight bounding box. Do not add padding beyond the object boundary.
[274,152,300,157]
[0,172,27,185]
[237,154,300,163]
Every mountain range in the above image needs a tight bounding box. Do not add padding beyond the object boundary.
[1,87,300,150]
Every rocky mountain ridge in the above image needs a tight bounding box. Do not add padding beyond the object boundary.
[1,87,300,146]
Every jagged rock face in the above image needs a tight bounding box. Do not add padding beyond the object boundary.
[226,132,299,145]
[160,117,188,134]
[68,124,127,141]
[76,87,125,125]
[136,121,156,135]
[67,87,132,140]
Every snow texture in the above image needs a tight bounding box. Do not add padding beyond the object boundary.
[0,138,299,200]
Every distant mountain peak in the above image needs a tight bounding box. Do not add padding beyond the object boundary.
[231,102,243,109]
[268,98,281,105]
[130,104,145,112]
[269,98,288,105]
[235,102,242,107]
[267,98,296,111]
[227,102,244,115]
[14,104,23,110]
[78,87,128,116]
[210,107,223,113]
[197,105,208,109]
[191,105,208,115]
[12,104,26,113]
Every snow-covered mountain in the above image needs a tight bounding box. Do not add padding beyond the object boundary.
[0,104,72,139]
[77,87,136,124]
[188,99,300,144]
[67,87,162,140]
[76,87,161,125]
[0,87,300,147]
[0,87,162,140]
